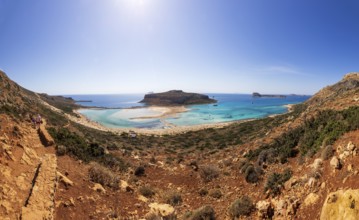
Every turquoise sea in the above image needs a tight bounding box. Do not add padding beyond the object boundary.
[69,94,310,129]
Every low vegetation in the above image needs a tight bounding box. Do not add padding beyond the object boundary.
[208,189,222,199]
[321,145,334,160]
[161,190,182,206]
[199,165,220,182]
[228,196,254,219]
[184,205,216,220]
[264,168,292,196]
[134,166,145,176]
[139,185,156,198]
[88,162,120,189]
[49,127,129,172]
[246,106,359,163]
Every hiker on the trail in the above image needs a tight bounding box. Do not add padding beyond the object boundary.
[35,114,42,128]
[30,115,36,127]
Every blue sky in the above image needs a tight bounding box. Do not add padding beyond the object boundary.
[0,0,358,95]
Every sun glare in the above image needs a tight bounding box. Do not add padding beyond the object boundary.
[112,0,152,17]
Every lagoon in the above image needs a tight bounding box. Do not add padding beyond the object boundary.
[71,94,310,129]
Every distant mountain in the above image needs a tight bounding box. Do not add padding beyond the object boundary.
[139,90,217,106]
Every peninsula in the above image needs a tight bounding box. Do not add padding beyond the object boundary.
[139,90,217,106]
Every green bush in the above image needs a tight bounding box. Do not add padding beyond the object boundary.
[48,127,129,172]
[246,106,359,163]
[228,196,254,219]
[56,145,67,156]
[264,168,292,196]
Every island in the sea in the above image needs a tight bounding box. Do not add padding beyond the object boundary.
[252,92,287,98]
[139,90,217,106]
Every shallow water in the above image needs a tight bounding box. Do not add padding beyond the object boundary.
[73,94,310,129]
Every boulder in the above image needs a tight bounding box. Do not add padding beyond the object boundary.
[38,120,55,147]
[311,158,323,170]
[307,177,316,188]
[120,180,134,193]
[348,164,354,172]
[272,197,300,218]
[92,183,106,194]
[272,199,287,217]
[303,193,320,207]
[256,200,273,219]
[320,189,359,220]
[57,172,73,188]
[347,141,356,152]
[284,177,299,190]
[330,156,341,170]
[148,203,176,219]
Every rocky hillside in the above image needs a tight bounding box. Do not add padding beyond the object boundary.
[140,90,217,106]
[0,70,39,115]
[306,72,359,111]
[0,71,359,219]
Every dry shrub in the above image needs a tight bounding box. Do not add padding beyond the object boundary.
[139,185,155,198]
[161,190,182,206]
[88,162,120,189]
[185,205,216,220]
[244,165,259,183]
[228,196,254,219]
[199,188,208,197]
[145,213,162,220]
[321,145,334,160]
[134,166,145,176]
[199,165,219,182]
[56,145,67,156]
[209,189,222,199]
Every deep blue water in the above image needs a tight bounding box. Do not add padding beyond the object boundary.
[68,94,310,129]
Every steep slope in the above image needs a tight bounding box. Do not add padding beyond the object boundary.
[0,70,38,115]
[0,71,358,219]
[306,72,359,111]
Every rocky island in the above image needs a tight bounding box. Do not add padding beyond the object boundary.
[139,90,217,106]
[252,92,286,98]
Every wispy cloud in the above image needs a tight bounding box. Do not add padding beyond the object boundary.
[257,65,312,76]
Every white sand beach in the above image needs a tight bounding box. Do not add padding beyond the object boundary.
[66,106,244,135]
[41,99,290,136]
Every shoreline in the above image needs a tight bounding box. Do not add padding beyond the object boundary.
[71,107,245,135]
[59,103,299,136]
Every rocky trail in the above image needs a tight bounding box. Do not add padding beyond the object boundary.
[0,115,58,220]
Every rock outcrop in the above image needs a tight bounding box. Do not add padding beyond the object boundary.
[139,90,216,106]
[147,203,176,219]
[320,189,359,220]
[38,120,55,147]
